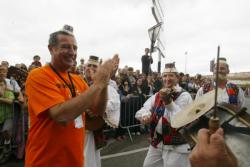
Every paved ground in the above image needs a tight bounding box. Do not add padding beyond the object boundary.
[101,133,149,167]
[3,96,250,167]
[2,133,150,167]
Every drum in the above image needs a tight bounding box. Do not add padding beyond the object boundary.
[179,103,250,167]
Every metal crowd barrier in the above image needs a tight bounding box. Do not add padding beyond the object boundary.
[13,100,28,160]
[0,100,27,163]
[119,95,150,142]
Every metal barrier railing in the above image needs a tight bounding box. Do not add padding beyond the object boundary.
[13,101,27,159]
[0,100,27,162]
[119,95,150,142]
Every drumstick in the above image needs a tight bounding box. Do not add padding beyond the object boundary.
[209,46,221,134]
[199,46,237,166]
[209,116,220,134]
[213,46,220,119]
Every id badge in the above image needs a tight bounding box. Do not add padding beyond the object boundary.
[74,115,83,128]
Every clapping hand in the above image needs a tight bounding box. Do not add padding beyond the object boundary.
[94,54,120,89]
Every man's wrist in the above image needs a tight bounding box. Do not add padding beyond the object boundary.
[93,82,108,90]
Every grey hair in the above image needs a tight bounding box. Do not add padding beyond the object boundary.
[48,30,74,46]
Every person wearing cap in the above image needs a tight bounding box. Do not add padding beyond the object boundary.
[195,57,245,107]
[195,57,247,166]
[135,62,193,167]
[84,54,120,167]
[77,58,85,75]
[84,55,99,85]
[83,55,104,167]
[24,25,117,167]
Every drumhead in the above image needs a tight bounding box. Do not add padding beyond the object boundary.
[180,106,250,167]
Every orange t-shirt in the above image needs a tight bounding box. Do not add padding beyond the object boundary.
[25,65,88,167]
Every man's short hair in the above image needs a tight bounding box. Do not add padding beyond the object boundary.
[48,31,74,46]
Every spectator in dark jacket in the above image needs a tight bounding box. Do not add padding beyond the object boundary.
[141,74,150,96]
[152,72,163,94]
[141,48,153,76]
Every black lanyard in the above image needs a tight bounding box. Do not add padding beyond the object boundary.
[49,64,76,97]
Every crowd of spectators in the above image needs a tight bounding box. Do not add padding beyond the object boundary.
[1,54,248,164]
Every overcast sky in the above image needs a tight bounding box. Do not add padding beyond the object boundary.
[0,0,249,75]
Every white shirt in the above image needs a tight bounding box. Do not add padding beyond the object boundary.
[135,85,193,134]
[135,85,193,152]
[5,78,21,93]
[103,80,121,128]
[195,82,245,108]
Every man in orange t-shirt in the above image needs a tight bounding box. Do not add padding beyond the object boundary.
[25,25,119,167]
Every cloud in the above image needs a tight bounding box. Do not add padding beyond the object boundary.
[165,0,250,75]
[0,0,155,70]
[0,0,249,75]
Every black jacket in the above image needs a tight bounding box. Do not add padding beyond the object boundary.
[141,55,153,75]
